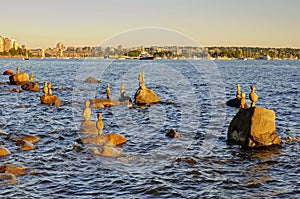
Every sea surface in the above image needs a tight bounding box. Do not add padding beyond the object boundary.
[0,58,299,198]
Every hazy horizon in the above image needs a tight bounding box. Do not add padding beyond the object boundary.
[1,0,300,49]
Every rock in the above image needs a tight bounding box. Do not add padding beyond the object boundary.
[0,146,11,157]
[0,164,29,176]
[40,95,61,106]
[104,133,127,146]
[77,135,109,146]
[21,82,40,91]
[100,145,124,157]
[90,98,121,108]
[0,173,17,185]
[9,72,29,85]
[134,87,161,105]
[227,107,281,147]
[81,120,98,134]
[10,88,22,93]
[3,70,14,75]
[8,133,40,143]
[165,129,181,138]
[16,140,38,151]
[84,76,101,83]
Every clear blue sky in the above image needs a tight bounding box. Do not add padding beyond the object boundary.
[1,0,300,48]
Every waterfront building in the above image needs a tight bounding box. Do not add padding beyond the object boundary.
[0,36,4,52]
[4,38,11,52]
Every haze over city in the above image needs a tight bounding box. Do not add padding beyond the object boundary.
[1,0,300,48]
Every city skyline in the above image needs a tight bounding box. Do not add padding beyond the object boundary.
[1,0,300,49]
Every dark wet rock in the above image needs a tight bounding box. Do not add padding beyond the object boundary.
[0,146,11,157]
[84,76,101,83]
[134,87,161,105]
[9,73,29,85]
[227,107,281,147]
[21,82,40,92]
[166,129,181,138]
[40,95,61,106]
[226,98,241,108]
[3,70,14,75]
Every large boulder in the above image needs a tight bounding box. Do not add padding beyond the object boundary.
[3,70,14,75]
[227,107,281,147]
[134,87,161,105]
[9,73,29,85]
[0,146,11,157]
[40,95,61,106]
[21,82,40,91]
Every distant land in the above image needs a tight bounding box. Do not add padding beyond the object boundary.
[0,36,299,60]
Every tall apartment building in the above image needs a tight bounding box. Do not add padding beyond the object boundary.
[3,38,12,52]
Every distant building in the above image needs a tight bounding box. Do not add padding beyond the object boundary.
[3,38,11,52]
[56,42,64,50]
[12,40,20,50]
[0,36,4,52]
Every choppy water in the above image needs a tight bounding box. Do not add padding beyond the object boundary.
[0,58,299,198]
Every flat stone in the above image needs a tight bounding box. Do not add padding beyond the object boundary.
[0,164,28,176]
[90,98,121,108]
[9,134,40,143]
[17,140,38,151]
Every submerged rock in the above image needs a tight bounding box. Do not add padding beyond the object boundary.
[77,135,109,146]
[84,76,101,83]
[0,146,11,157]
[16,140,38,151]
[8,133,40,143]
[21,82,40,92]
[0,173,17,185]
[9,73,29,85]
[81,120,98,134]
[227,107,281,147]
[87,145,124,157]
[0,164,29,176]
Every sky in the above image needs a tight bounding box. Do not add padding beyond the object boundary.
[1,0,300,49]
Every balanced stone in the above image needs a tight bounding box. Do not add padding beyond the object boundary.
[227,107,281,147]
[9,72,29,85]
[21,82,40,91]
